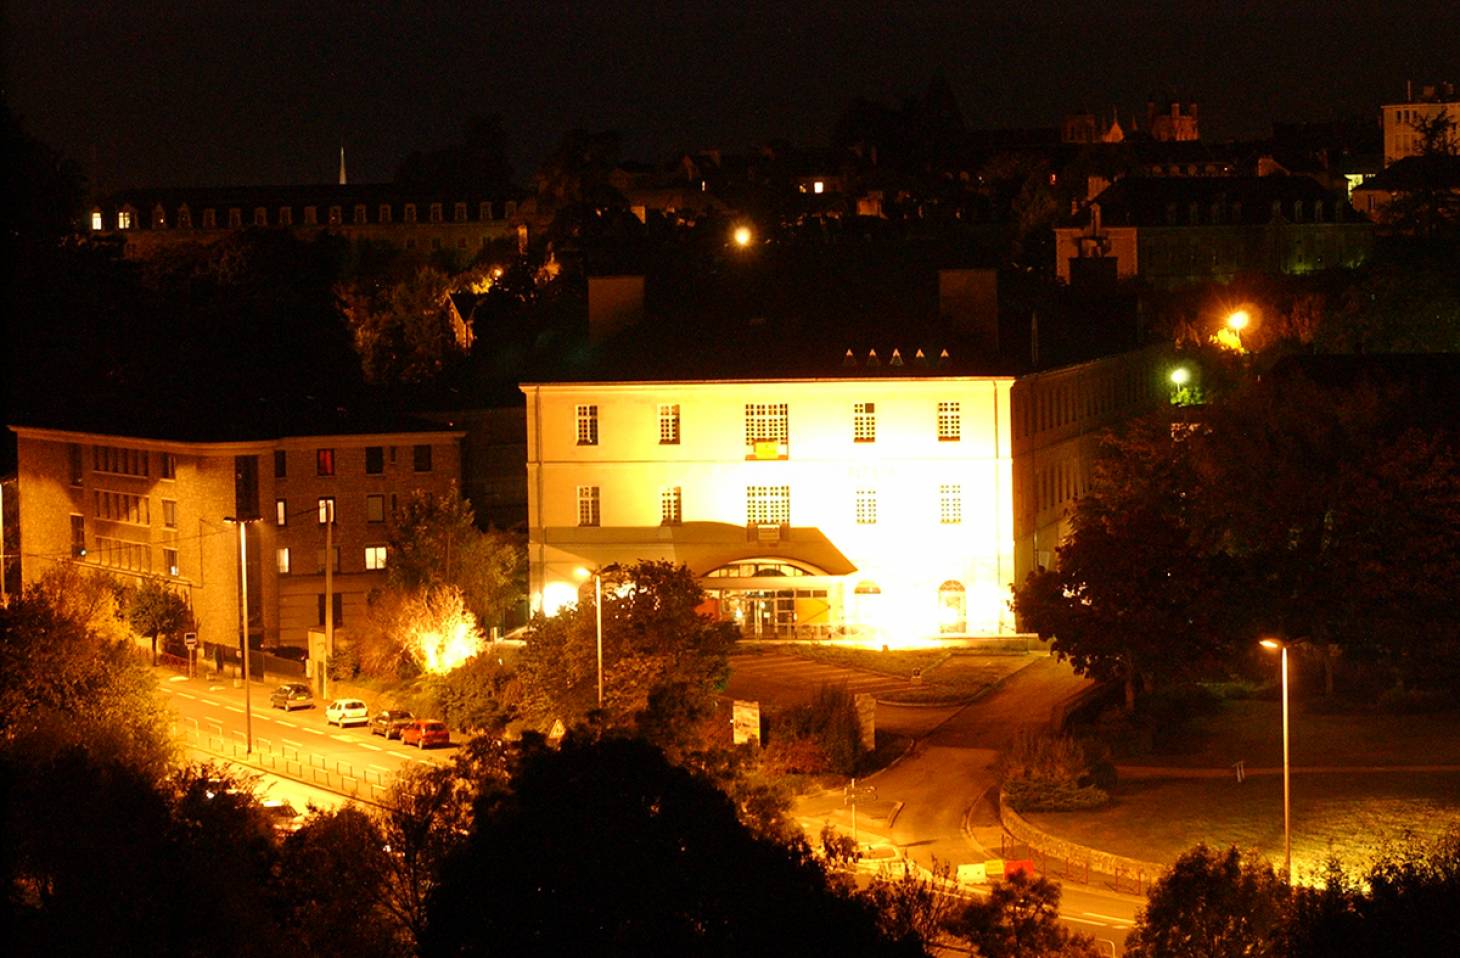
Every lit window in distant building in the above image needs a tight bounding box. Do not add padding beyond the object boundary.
[316,449,335,476]
[937,402,961,441]
[813,180,825,194]
[661,486,682,525]
[853,402,876,442]
[276,499,287,526]
[577,486,600,527]
[164,548,179,577]
[745,403,789,458]
[939,484,962,524]
[70,515,86,557]
[91,211,103,230]
[317,497,335,524]
[658,404,680,444]
[454,202,467,222]
[277,547,290,575]
[162,500,177,529]
[939,580,966,633]
[365,545,387,570]
[855,488,878,525]
[747,485,790,525]
[576,405,599,446]
[118,210,133,230]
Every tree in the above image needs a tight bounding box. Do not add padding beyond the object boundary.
[861,859,961,952]
[1123,845,1291,958]
[340,265,466,385]
[422,732,918,956]
[947,870,1101,957]
[122,575,194,665]
[517,560,737,729]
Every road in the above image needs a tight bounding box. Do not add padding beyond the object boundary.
[793,654,1144,954]
[156,670,457,805]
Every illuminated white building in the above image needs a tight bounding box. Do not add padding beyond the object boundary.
[523,346,1165,644]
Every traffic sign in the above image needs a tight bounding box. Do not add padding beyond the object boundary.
[184,632,198,649]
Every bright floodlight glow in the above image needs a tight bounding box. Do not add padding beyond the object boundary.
[733,226,753,247]
[1226,309,1251,332]
[1169,367,1191,386]
[574,566,591,580]
[1260,638,1283,650]
[411,607,484,674]
[541,581,580,617]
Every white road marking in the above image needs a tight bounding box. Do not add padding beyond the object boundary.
[276,720,296,728]
[368,764,391,773]
[224,706,243,714]
[168,675,190,683]
[1081,912,1130,924]
[331,734,355,743]
[208,685,225,691]
[360,743,383,751]
[1065,917,1109,927]
[201,698,221,707]
[282,739,304,750]
[177,692,196,700]
[302,727,325,735]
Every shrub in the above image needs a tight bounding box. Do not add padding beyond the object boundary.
[1003,778,1109,812]
[999,728,1110,811]
[763,684,866,776]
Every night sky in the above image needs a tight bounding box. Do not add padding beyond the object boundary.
[6,1,1459,194]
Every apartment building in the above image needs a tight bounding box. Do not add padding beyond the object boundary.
[1381,82,1459,167]
[12,422,463,651]
[522,346,1165,644]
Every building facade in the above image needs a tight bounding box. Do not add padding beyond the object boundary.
[522,347,1165,644]
[1381,82,1459,167]
[12,425,463,651]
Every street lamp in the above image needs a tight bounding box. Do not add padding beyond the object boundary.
[224,516,259,754]
[732,225,753,248]
[1169,366,1191,387]
[1260,637,1291,884]
[1225,309,1251,353]
[575,567,604,708]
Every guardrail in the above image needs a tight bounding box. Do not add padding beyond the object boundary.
[999,794,1165,895]
[172,717,433,807]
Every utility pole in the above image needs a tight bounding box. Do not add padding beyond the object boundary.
[323,498,334,702]
[226,516,257,754]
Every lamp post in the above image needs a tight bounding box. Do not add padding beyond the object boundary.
[575,567,604,708]
[225,516,258,754]
[1226,309,1251,353]
[1260,638,1291,884]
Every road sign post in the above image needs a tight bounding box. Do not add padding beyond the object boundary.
[843,777,877,847]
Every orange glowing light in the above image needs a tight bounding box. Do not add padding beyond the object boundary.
[733,226,753,247]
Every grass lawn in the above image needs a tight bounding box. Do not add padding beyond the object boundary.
[1124,699,1460,768]
[1024,771,1460,879]
[779,645,1020,704]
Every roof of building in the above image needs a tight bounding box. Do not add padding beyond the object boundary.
[1354,154,1460,193]
[1066,174,1358,228]
[101,181,525,213]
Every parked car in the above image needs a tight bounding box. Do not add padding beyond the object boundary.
[370,709,416,739]
[400,719,450,749]
[264,644,309,662]
[261,799,305,835]
[270,683,313,711]
[325,698,369,727]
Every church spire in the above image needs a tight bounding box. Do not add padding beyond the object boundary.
[338,144,347,185]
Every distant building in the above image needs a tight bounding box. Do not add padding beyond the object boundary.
[1146,99,1200,143]
[1381,81,1459,167]
[11,419,464,655]
[89,184,527,258]
[521,346,1167,642]
[1054,175,1372,288]
[1351,153,1460,230]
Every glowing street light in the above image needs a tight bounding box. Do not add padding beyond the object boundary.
[1169,366,1192,387]
[732,225,753,248]
[575,566,604,708]
[1260,637,1291,885]
[1226,309,1250,333]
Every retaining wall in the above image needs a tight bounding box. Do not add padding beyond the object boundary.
[1000,794,1165,895]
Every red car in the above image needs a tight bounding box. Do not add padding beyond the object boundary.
[400,719,450,749]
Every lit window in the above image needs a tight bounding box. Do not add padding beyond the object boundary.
[813,180,825,194]
[367,494,385,523]
[855,488,877,525]
[939,484,962,524]
[162,500,177,529]
[658,404,680,445]
[276,548,291,575]
[118,210,133,229]
[577,486,600,527]
[413,444,432,472]
[745,403,789,458]
[318,497,335,524]
[937,401,961,441]
[91,211,103,230]
[576,405,599,446]
[276,499,287,526]
[853,402,876,442]
[70,515,86,557]
[316,449,335,476]
[939,581,967,634]
[164,548,179,577]
[746,485,791,525]
[365,545,387,571]
[661,487,682,525]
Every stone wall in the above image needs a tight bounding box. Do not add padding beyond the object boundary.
[1000,794,1165,893]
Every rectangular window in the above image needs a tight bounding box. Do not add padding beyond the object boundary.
[661,486,682,525]
[853,402,876,442]
[316,547,341,574]
[70,515,86,556]
[276,499,287,526]
[429,202,443,223]
[413,444,432,472]
[354,204,367,224]
[160,453,176,480]
[162,500,177,529]
[367,494,385,523]
[404,203,417,223]
[658,404,681,445]
[93,445,150,477]
[365,545,388,571]
[454,202,467,222]
[378,203,392,224]
[93,491,150,525]
[939,484,963,525]
[317,593,344,626]
[365,446,384,475]
[95,536,150,572]
[276,547,291,575]
[228,208,242,228]
[577,486,600,527]
[328,206,342,225]
[937,402,961,442]
[69,444,84,485]
[576,405,599,446]
[278,207,292,226]
[746,485,791,525]
[318,497,335,524]
[855,488,878,525]
[202,208,217,228]
[274,450,287,478]
[164,548,179,577]
[745,403,789,458]
[316,448,335,476]
[254,207,268,226]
